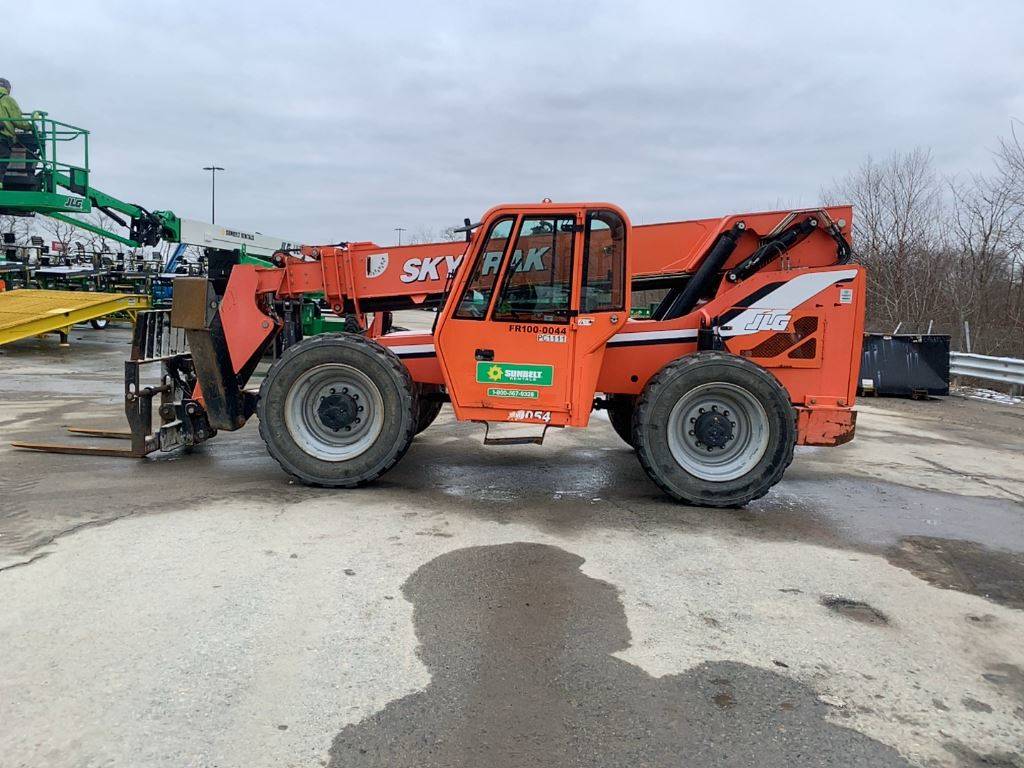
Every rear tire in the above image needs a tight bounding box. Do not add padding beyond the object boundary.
[606,394,636,448]
[415,385,445,434]
[257,334,416,487]
[633,351,796,507]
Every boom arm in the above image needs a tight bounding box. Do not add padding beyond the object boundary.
[42,169,181,247]
[34,173,295,256]
[238,206,853,316]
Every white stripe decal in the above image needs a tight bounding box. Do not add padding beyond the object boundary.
[384,270,853,354]
[608,329,699,345]
[721,269,857,337]
[388,343,436,356]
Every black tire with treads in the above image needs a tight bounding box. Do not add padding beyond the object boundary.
[257,333,417,487]
[415,385,445,435]
[606,394,636,448]
[633,351,796,507]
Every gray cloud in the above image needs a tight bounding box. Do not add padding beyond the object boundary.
[8,0,1024,244]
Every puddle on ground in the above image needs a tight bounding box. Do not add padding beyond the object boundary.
[327,542,912,767]
[886,536,1024,610]
[943,741,1024,768]
[820,595,890,626]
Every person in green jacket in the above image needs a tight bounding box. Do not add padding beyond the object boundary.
[0,78,31,190]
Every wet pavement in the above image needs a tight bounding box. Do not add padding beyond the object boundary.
[1,322,1023,767]
[329,543,911,767]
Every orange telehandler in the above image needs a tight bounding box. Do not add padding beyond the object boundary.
[16,201,864,506]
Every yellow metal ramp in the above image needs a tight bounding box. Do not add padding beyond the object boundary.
[0,289,150,346]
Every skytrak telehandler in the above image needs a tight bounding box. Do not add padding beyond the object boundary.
[16,198,864,507]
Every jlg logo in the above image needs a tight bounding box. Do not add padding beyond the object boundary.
[743,311,792,332]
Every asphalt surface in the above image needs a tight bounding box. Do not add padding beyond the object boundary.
[1,319,1023,767]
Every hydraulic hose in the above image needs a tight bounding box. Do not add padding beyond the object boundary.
[656,221,745,320]
[726,217,818,284]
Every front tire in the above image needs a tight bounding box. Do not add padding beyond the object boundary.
[633,351,796,507]
[257,334,416,487]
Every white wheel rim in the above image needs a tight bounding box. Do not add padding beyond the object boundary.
[284,363,385,461]
[666,382,770,482]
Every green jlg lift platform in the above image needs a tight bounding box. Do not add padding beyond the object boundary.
[0,111,304,345]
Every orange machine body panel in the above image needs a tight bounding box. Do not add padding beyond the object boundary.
[215,201,862,446]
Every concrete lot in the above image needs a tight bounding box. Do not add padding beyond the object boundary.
[1,317,1023,768]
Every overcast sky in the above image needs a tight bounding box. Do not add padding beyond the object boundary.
[8,1,1024,245]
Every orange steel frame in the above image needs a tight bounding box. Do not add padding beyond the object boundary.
[210,201,865,447]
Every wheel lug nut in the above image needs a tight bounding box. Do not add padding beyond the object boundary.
[342,387,348,394]
[690,417,696,424]
[352,394,359,400]
[688,430,695,436]
[698,407,705,414]
[355,418,361,424]
[358,406,364,412]
[344,426,351,432]
[330,388,336,394]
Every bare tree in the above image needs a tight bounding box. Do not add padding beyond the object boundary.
[0,214,32,245]
[827,149,946,333]
[69,210,127,254]
[406,227,438,246]
[992,124,1024,352]
[34,215,77,258]
[406,225,461,245]
[947,166,1024,355]
[825,135,1024,359]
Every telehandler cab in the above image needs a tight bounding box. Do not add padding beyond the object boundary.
[17,200,865,507]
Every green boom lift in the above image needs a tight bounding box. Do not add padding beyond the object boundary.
[0,109,346,333]
[0,112,298,262]
[0,111,348,334]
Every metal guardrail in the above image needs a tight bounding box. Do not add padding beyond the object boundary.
[949,352,1024,386]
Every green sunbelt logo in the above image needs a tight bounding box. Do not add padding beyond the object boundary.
[476,362,553,387]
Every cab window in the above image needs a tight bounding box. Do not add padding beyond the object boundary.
[491,215,575,323]
[580,210,626,312]
[454,216,515,319]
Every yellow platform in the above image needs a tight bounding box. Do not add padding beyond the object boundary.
[0,289,150,346]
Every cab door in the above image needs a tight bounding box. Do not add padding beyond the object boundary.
[435,205,630,427]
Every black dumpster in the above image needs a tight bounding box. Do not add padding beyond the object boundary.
[859,333,950,397]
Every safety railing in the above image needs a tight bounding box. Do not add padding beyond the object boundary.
[949,352,1024,387]
[0,112,90,192]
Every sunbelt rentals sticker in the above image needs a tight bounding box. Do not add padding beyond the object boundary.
[476,362,553,387]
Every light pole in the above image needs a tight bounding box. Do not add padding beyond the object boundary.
[202,165,225,224]
[394,227,406,246]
